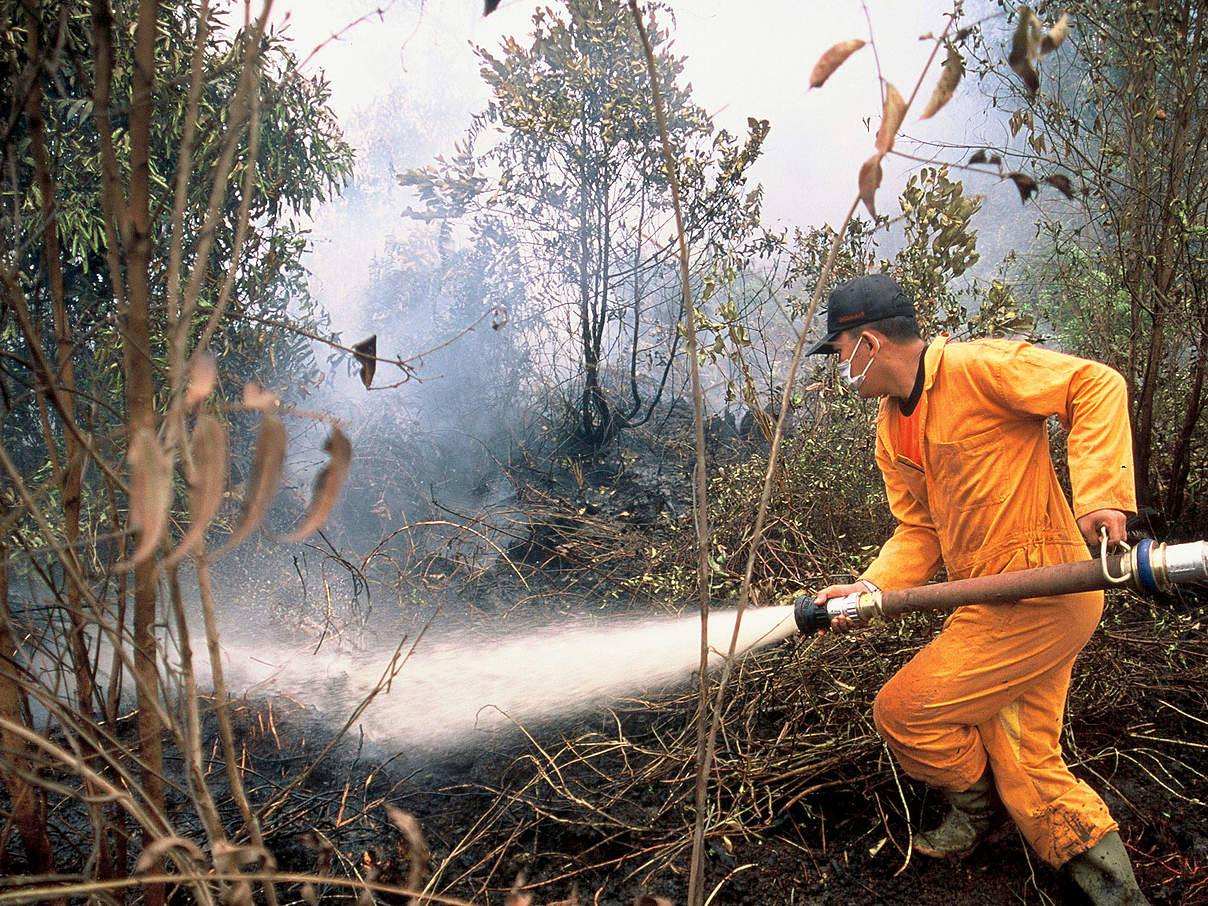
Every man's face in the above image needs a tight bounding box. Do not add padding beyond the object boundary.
[834,329,880,398]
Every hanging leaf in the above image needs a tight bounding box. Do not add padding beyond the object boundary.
[384,805,429,893]
[1007,172,1039,203]
[134,836,205,873]
[968,150,1004,167]
[278,428,352,543]
[1040,13,1070,55]
[809,39,866,89]
[1044,174,1075,198]
[491,305,509,330]
[858,153,884,217]
[875,82,907,154]
[162,415,229,568]
[1012,58,1040,98]
[117,428,173,571]
[1008,7,1042,98]
[243,381,279,411]
[353,335,377,389]
[184,353,217,409]
[921,45,964,119]
[214,415,286,557]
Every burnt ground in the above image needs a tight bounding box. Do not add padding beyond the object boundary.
[222,582,1207,906]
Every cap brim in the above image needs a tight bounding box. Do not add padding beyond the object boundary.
[805,335,839,355]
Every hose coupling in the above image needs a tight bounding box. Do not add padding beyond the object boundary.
[1127,538,1208,595]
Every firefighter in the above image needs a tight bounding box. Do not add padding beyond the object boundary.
[807,274,1149,906]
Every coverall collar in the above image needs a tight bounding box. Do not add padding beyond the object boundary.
[922,334,950,394]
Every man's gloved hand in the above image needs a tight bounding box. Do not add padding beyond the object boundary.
[1076,508,1128,548]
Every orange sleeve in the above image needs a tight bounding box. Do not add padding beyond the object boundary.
[860,423,944,591]
[975,341,1137,520]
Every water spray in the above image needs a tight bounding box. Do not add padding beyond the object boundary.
[795,538,1208,634]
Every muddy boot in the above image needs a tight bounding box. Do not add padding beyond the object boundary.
[1063,831,1150,906]
[913,771,998,859]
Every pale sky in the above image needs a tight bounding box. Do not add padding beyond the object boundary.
[272,0,1028,336]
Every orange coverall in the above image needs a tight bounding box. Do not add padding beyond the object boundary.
[860,336,1136,867]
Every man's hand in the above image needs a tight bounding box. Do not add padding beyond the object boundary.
[812,581,868,633]
[1077,508,1128,548]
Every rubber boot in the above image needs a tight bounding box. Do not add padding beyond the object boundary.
[913,770,998,859]
[1063,832,1150,906]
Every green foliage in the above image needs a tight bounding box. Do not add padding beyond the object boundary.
[0,0,353,547]
[891,165,1031,340]
[636,387,892,600]
[0,1,353,412]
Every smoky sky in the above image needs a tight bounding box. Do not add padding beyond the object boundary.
[277,0,1040,342]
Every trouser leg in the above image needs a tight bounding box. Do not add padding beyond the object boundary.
[873,589,1118,867]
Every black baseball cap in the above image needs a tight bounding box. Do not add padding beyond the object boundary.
[806,274,916,355]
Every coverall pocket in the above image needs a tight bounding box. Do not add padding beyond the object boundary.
[931,430,1012,513]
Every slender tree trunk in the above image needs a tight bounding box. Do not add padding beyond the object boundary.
[126,3,165,903]
[0,542,60,892]
[23,6,116,881]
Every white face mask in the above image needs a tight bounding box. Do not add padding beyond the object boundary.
[839,334,877,390]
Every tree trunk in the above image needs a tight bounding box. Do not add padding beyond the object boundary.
[0,543,60,892]
[126,2,166,902]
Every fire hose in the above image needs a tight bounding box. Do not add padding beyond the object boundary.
[795,537,1208,634]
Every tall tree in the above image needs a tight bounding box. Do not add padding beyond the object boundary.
[400,0,767,447]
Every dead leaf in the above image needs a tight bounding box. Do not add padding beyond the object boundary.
[491,304,509,330]
[504,873,532,906]
[1008,7,1042,98]
[353,335,377,389]
[858,153,884,217]
[384,804,429,899]
[1044,174,1075,198]
[1155,108,1167,121]
[117,427,173,571]
[921,45,964,119]
[134,836,205,873]
[633,898,674,906]
[1007,172,1039,203]
[1013,58,1040,98]
[243,381,279,411]
[214,414,286,557]
[162,415,229,568]
[1040,13,1069,55]
[875,82,906,154]
[278,427,351,543]
[969,150,988,165]
[484,0,501,14]
[809,39,866,89]
[184,353,217,408]
[300,883,319,906]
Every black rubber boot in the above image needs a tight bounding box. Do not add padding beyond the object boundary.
[1063,831,1150,906]
[913,771,999,859]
